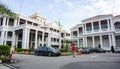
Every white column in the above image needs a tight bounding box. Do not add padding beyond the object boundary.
[35,30,38,49]
[59,33,61,49]
[14,19,17,27]
[82,24,85,34]
[42,32,45,46]
[2,17,6,27]
[110,19,114,30]
[92,22,94,32]
[12,31,15,51]
[112,33,116,48]
[85,24,87,33]
[0,30,5,44]
[108,34,112,48]
[47,33,51,46]
[99,21,101,31]
[77,38,79,47]
[18,18,20,26]
[100,35,103,48]
[6,17,9,27]
[15,34,18,48]
[25,20,27,25]
[107,19,110,30]
[26,29,30,49]
[77,26,79,36]
[22,28,27,49]
[92,36,95,48]
[85,37,88,47]
[4,31,7,45]
[83,37,85,47]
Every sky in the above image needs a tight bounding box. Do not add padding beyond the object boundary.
[1,0,120,31]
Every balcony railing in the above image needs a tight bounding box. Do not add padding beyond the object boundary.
[115,29,120,31]
[101,28,108,31]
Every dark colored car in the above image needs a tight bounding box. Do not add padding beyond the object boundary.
[34,46,61,56]
[81,47,92,54]
[92,48,106,53]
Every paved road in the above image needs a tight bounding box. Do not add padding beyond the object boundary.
[10,53,120,69]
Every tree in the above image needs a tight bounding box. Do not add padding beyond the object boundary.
[0,1,17,18]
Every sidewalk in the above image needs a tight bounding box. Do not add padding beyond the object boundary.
[0,64,10,69]
[0,63,17,69]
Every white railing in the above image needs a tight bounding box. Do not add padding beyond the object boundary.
[101,28,108,31]
[115,29,120,31]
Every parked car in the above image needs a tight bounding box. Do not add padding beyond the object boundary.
[92,48,106,53]
[34,46,61,56]
[114,47,120,53]
[81,47,92,54]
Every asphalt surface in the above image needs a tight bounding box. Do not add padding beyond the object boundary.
[10,53,120,69]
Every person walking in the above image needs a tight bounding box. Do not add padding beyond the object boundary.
[71,44,76,57]
[111,46,115,53]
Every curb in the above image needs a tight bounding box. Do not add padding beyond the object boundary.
[3,63,17,69]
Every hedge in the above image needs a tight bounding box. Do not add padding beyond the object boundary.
[61,52,72,56]
[15,48,28,52]
[0,45,10,56]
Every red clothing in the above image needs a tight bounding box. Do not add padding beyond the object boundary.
[72,45,76,52]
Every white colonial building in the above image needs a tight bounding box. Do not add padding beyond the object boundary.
[0,13,70,50]
[71,14,120,50]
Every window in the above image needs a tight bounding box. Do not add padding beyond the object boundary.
[33,23,38,26]
[0,31,1,37]
[101,24,108,29]
[94,26,99,30]
[8,18,14,26]
[7,31,12,37]
[114,22,120,29]
[78,27,83,34]
[19,19,26,25]
[87,27,92,31]
[0,18,3,26]
[93,21,99,30]
[61,33,64,37]
[101,20,108,29]
[73,31,77,36]
[86,23,92,31]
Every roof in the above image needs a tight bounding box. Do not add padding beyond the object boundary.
[114,15,120,18]
[70,25,78,30]
[82,14,112,22]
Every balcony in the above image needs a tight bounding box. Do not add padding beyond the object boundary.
[71,35,77,38]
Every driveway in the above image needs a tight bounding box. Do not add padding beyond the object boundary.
[10,53,120,69]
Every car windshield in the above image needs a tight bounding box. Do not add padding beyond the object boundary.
[47,46,56,51]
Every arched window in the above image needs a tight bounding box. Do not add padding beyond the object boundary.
[114,22,120,29]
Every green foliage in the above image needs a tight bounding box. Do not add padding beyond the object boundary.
[61,52,72,56]
[29,45,35,52]
[60,49,65,52]
[0,1,17,18]
[0,45,10,56]
[0,57,9,60]
[65,44,69,52]
[51,45,59,49]
[15,48,28,52]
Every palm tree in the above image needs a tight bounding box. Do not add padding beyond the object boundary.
[0,1,17,18]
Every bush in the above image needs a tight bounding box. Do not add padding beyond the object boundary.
[15,48,28,52]
[0,45,10,56]
[61,52,72,56]
[60,49,65,52]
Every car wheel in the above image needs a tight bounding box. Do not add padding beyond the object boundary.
[35,52,39,56]
[48,53,52,56]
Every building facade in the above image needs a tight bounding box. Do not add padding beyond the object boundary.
[0,13,70,50]
[71,14,120,50]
